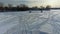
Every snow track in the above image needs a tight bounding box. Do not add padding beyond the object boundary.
[0,10,60,34]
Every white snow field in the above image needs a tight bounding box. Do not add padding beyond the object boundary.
[0,10,60,34]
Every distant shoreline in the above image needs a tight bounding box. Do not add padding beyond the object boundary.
[0,8,60,12]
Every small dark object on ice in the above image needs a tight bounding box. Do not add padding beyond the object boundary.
[29,10,31,13]
[41,10,43,13]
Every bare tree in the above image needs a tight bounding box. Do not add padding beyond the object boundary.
[0,2,4,11]
[8,4,13,8]
[0,2,4,7]
[40,6,45,9]
[32,6,38,8]
[46,5,51,9]
[19,4,28,8]
[16,4,29,11]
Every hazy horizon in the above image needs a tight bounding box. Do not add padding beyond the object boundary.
[0,0,60,8]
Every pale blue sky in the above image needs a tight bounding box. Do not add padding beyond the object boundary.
[0,0,60,7]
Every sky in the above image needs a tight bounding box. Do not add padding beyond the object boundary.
[0,0,60,8]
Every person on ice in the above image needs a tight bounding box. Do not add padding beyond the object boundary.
[29,10,31,13]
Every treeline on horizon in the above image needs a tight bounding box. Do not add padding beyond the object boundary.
[0,2,51,11]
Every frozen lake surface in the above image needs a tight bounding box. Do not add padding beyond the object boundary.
[0,10,60,34]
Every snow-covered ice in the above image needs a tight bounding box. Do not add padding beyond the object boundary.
[0,10,60,34]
